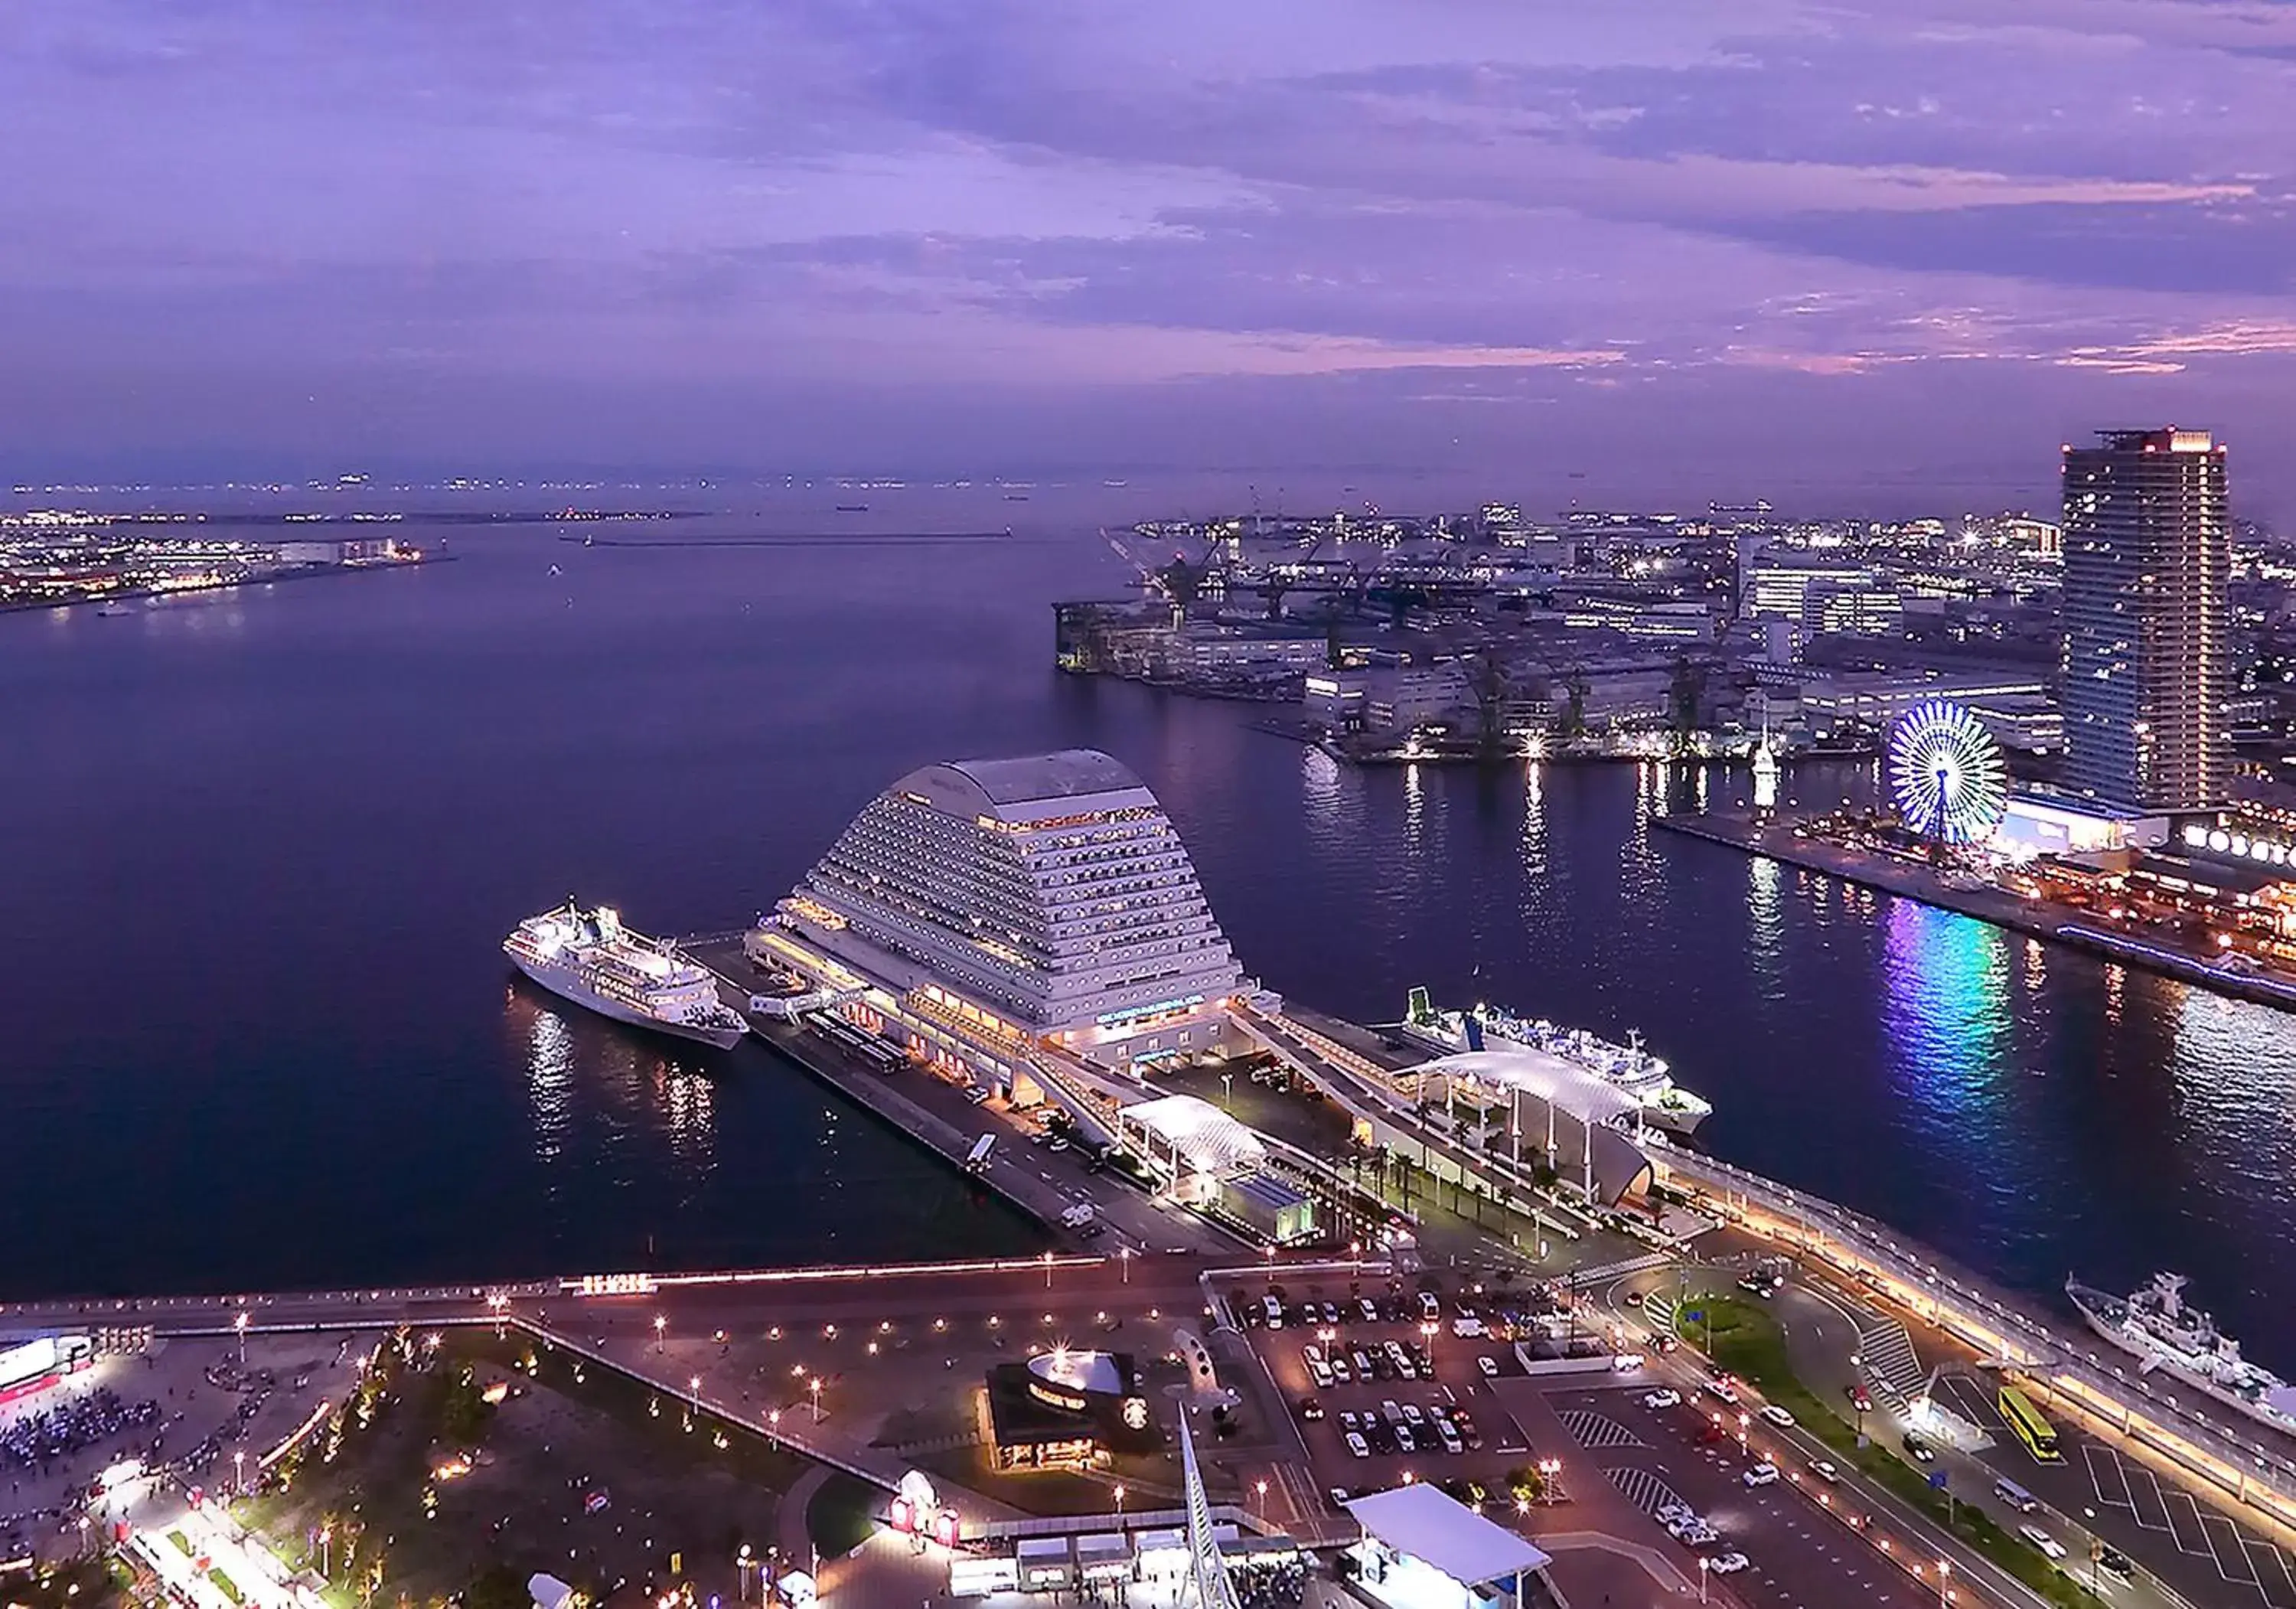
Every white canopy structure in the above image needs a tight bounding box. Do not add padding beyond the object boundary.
[1118,1094,1267,1178]
[1345,1483,1551,1598]
[1401,1050,1639,1126]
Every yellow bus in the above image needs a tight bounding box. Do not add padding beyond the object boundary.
[1998,1385,2063,1464]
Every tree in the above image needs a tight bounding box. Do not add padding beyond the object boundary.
[1468,651,1514,759]
[1668,654,1707,741]
[1558,671,1590,742]
[464,1567,529,1609]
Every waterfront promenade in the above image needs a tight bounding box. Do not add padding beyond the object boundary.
[1658,810,2296,1013]
[1654,1141,2296,1544]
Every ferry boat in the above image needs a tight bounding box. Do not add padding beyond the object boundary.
[1400,987,1713,1136]
[504,900,748,1049]
[2066,1273,2296,1434]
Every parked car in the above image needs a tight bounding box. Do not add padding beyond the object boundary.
[1477,1356,1499,1379]
[1344,1431,1369,1458]
[1709,1552,1750,1575]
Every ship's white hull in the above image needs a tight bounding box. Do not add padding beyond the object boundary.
[2069,1290,2296,1437]
[508,951,746,1049]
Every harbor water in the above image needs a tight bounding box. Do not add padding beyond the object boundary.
[5,488,2295,1378]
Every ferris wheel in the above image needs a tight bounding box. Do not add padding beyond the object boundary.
[1887,700,2008,844]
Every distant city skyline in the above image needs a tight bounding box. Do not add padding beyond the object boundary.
[7,2,2295,517]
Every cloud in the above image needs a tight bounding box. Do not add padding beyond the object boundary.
[2,0,2295,511]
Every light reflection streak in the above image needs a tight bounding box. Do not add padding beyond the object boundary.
[526,1006,574,1167]
[1878,899,2018,1209]
[1747,855,1784,1000]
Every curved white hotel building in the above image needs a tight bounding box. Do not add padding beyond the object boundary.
[772,749,1256,1087]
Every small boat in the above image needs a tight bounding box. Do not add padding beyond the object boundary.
[835,504,869,513]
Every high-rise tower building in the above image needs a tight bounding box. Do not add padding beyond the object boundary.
[2059,428,2231,813]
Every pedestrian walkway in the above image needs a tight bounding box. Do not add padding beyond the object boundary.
[1604,1464,1688,1518]
[1852,1311,1923,1406]
[1554,1409,1647,1451]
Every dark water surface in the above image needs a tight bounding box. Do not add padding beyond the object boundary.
[7,492,2296,1372]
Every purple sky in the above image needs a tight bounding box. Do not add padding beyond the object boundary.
[8,1,2296,514]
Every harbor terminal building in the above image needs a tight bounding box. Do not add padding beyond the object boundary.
[754,748,1655,1233]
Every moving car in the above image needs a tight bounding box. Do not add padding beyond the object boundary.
[1743,1463,1779,1487]
[1298,1398,1326,1421]
[2018,1525,2066,1561]
[2096,1546,2134,1583]
[1643,1389,1681,1409]
[1708,1552,1750,1575]
[1901,1432,1934,1463]
[1807,1459,1840,1484]
[1477,1355,1499,1379]
[1760,1404,1795,1428]
[1702,1379,1740,1405]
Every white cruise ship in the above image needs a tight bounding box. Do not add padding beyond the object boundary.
[2066,1273,2296,1435]
[504,901,748,1049]
[1401,988,1712,1135]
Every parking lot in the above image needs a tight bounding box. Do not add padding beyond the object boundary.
[1238,1282,1538,1507]
[1237,1278,1958,1608]
[1932,1370,2296,1608]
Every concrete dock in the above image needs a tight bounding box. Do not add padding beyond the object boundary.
[687,937,1245,1258]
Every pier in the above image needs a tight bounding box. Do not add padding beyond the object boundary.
[1657,809,2296,1013]
[686,936,1247,1258]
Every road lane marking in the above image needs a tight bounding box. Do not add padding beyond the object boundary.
[2201,1513,2263,1586]
[2084,1442,2138,1512]
[2241,1537,2296,1609]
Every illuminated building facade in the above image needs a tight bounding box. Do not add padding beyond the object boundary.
[983,1349,1153,1471]
[781,749,1251,1077]
[2061,429,2232,813]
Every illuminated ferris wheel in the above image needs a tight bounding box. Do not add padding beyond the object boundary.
[1887,700,2008,844]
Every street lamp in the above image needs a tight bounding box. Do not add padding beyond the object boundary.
[1698,1556,1710,1604]
[737,1545,753,1603]
[690,1374,703,1412]
[1120,1247,1131,1285]
[1255,1480,1268,1515]
[1114,1486,1126,1529]
[810,1376,823,1424]
[1936,1558,1950,1607]
[654,1314,667,1353]
[768,1408,781,1447]
[1044,1250,1055,1290]
[235,1310,249,1369]
[233,1449,244,1495]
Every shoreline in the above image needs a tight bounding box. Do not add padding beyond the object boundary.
[0,552,453,616]
[1655,808,2296,1013]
